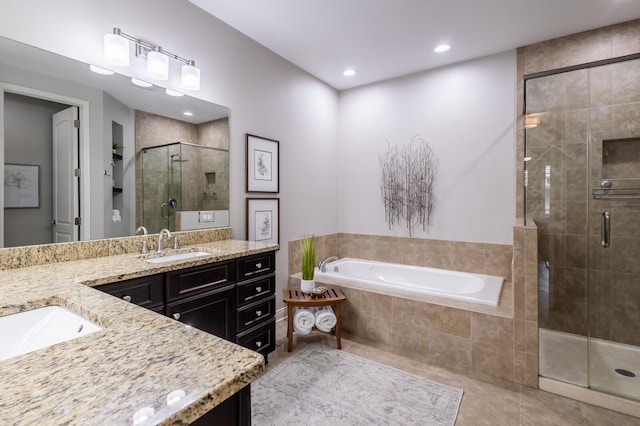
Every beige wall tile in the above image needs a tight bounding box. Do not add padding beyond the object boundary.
[472,341,514,381]
[471,313,514,348]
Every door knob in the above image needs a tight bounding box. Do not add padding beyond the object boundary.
[122,295,132,302]
[173,312,181,320]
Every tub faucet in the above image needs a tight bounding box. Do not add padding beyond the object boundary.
[319,256,339,272]
[157,229,172,253]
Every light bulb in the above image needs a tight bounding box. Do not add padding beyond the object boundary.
[181,61,200,91]
[147,47,169,80]
[104,28,130,67]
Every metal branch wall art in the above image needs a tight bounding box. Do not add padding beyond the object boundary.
[378,136,437,236]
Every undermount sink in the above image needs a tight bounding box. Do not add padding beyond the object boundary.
[144,251,213,264]
[0,305,102,362]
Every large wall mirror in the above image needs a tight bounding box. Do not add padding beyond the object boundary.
[0,36,230,248]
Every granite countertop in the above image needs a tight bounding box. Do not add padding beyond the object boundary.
[0,239,278,425]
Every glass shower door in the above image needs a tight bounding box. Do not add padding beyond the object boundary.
[526,58,640,401]
[141,144,182,233]
[585,59,640,400]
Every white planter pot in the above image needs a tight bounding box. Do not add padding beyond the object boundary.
[300,278,315,294]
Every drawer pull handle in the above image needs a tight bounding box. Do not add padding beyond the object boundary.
[256,263,262,269]
[122,295,132,302]
[256,310,262,317]
[256,286,262,293]
[173,312,181,320]
[255,341,262,348]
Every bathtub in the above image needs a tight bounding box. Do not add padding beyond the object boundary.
[314,257,504,306]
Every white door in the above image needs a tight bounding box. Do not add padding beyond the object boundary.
[52,107,80,242]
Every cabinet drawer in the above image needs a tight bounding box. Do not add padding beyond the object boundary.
[166,283,235,340]
[96,274,164,309]
[236,317,276,356]
[236,295,275,333]
[166,261,235,302]
[236,274,275,307]
[236,252,275,281]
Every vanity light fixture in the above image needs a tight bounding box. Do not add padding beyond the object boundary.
[102,27,201,90]
[89,64,115,75]
[131,78,153,88]
[434,44,451,53]
[343,68,357,76]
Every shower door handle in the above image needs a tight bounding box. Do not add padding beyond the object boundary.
[601,211,610,248]
[161,202,169,219]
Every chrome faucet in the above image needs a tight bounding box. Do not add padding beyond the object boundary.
[157,229,172,253]
[135,226,149,254]
[318,256,339,272]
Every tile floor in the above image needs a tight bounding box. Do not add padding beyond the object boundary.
[264,320,640,426]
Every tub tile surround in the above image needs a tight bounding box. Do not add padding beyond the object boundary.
[288,229,539,387]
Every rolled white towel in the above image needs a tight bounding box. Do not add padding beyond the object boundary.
[293,308,315,335]
[313,306,337,333]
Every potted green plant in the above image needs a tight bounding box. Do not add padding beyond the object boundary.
[300,234,316,294]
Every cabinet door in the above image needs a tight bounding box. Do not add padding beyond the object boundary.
[96,274,164,310]
[166,283,235,340]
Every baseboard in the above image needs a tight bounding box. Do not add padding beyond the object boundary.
[539,377,640,418]
[275,306,287,323]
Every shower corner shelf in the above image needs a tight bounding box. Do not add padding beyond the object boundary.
[592,188,640,200]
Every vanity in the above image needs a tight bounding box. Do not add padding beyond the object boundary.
[0,234,277,425]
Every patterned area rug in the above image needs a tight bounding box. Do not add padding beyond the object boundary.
[252,344,463,425]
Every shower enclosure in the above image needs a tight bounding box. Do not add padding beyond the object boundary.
[141,142,229,233]
[525,58,640,401]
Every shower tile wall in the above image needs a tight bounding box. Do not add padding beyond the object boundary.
[520,19,640,348]
[135,111,197,229]
[135,111,230,229]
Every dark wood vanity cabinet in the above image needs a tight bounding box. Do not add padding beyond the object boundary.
[95,252,277,359]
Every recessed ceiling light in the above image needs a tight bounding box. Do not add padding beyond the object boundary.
[165,88,184,97]
[183,111,193,116]
[343,69,357,77]
[89,64,114,75]
[434,44,451,53]
[131,78,153,88]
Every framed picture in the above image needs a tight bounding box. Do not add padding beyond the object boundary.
[4,164,40,208]
[246,198,279,245]
[246,134,279,193]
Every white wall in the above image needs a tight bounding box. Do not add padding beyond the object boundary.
[338,51,516,244]
[0,0,340,297]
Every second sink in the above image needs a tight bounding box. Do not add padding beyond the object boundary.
[144,251,213,264]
